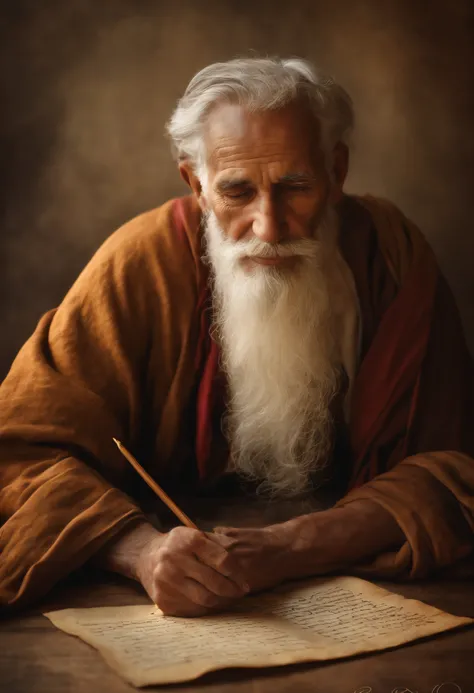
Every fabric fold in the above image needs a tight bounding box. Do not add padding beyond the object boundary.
[0,199,202,610]
[0,193,472,611]
[336,453,474,579]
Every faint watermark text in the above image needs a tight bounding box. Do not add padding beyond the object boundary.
[354,683,463,693]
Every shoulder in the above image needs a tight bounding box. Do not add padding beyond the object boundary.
[71,196,204,303]
[346,194,434,285]
[92,196,202,275]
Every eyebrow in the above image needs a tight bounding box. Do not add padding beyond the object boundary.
[215,177,252,192]
[278,172,317,184]
[215,172,316,192]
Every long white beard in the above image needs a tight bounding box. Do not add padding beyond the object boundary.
[204,208,344,498]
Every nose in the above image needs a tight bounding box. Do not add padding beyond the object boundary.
[251,195,283,244]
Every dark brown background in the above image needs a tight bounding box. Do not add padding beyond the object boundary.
[1,0,473,377]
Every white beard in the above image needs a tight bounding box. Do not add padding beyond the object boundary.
[204,207,345,498]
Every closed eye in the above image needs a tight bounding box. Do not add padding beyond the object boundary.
[224,189,254,200]
[228,190,250,197]
[280,183,312,193]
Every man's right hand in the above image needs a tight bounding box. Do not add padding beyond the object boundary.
[95,522,250,617]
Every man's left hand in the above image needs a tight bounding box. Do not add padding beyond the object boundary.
[209,501,406,595]
[208,522,301,593]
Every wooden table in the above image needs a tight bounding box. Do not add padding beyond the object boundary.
[1,494,473,693]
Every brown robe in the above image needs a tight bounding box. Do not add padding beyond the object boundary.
[0,194,473,612]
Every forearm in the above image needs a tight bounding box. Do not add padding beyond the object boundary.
[93,521,164,581]
[282,499,405,579]
[94,523,249,617]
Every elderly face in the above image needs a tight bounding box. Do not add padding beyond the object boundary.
[177,102,352,496]
[180,101,347,272]
[202,102,337,269]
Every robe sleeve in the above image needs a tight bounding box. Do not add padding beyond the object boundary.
[336,276,474,579]
[0,201,198,610]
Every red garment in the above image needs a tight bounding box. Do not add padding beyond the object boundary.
[188,195,473,492]
[0,193,472,612]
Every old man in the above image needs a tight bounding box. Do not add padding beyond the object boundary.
[0,57,473,616]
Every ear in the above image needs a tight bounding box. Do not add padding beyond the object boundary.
[328,142,349,204]
[179,161,208,212]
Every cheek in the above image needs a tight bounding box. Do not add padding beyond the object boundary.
[285,193,329,237]
[288,196,320,218]
[212,198,252,242]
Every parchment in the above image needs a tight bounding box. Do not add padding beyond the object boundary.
[44,576,473,687]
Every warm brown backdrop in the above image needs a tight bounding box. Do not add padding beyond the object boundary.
[1,0,473,377]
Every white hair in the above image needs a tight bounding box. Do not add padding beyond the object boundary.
[204,207,344,497]
[166,56,354,175]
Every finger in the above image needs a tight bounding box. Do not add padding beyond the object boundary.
[207,529,249,551]
[181,577,235,610]
[156,575,232,613]
[180,554,247,598]
[212,526,233,535]
[194,536,249,591]
[155,584,215,618]
[213,527,260,540]
[205,531,234,549]
[209,527,254,545]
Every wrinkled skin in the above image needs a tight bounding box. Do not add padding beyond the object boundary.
[136,103,348,615]
[135,526,250,617]
[180,100,348,248]
[96,104,403,616]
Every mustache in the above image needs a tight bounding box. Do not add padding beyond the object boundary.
[219,236,323,261]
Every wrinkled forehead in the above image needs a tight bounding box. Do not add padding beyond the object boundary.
[203,101,323,175]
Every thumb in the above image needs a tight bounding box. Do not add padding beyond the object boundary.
[212,526,233,535]
[206,530,234,548]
